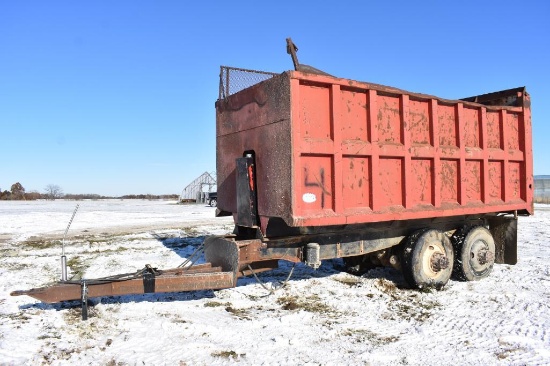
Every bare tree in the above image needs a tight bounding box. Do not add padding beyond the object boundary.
[44,184,63,200]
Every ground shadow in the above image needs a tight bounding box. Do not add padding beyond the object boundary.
[151,232,207,264]
[19,287,219,313]
[19,232,409,313]
[151,231,411,291]
[18,261,408,315]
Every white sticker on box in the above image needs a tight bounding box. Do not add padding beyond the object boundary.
[302,193,317,203]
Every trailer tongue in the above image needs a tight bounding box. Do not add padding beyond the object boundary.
[10,236,299,306]
[10,236,243,304]
[10,264,236,303]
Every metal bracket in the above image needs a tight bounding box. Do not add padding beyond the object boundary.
[143,266,156,293]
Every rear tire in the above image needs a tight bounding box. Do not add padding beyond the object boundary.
[401,229,454,290]
[209,199,217,207]
[452,226,495,281]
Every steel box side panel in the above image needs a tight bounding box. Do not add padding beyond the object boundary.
[522,92,534,213]
[216,73,293,221]
[289,71,533,227]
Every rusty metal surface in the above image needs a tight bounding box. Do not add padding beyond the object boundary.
[11,264,236,303]
[239,260,279,277]
[0,238,275,305]
[216,70,533,235]
[204,236,240,273]
[216,72,293,225]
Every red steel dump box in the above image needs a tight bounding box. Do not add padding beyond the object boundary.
[216,70,533,236]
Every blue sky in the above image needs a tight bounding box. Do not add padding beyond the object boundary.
[1,1,549,196]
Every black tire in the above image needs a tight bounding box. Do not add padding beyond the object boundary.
[209,199,217,207]
[452,226,495,281]
[343,255,378,275]
[401,229,454,290]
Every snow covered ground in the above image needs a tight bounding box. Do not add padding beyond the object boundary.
[0,200,549,365]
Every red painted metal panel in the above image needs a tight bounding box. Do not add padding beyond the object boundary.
[342,156,371,210]
[216,71,533,235]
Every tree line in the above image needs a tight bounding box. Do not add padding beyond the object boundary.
[0,182,178,201]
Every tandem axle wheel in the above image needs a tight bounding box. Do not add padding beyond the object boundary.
[401,229,454,290]
[452,226,496,281]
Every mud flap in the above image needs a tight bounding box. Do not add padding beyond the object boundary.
[488,216,518,265]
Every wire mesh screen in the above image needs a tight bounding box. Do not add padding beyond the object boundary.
[219,66,278,100]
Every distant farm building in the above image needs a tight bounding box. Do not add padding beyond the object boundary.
[179,172,216,203]
[535,175,550,203]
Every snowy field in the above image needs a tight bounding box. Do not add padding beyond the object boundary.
[0,200,549,365]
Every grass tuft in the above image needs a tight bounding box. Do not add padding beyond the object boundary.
[333,276,362,287]
[277,294,335,315]
[204,301,230,308]
[211,350,245,359]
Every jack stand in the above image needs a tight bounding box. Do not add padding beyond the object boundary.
[81,281,88,321]
[60,204,79,282]
[61,255,68,282]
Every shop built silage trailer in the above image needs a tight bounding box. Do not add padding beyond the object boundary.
[13,39,533,317]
